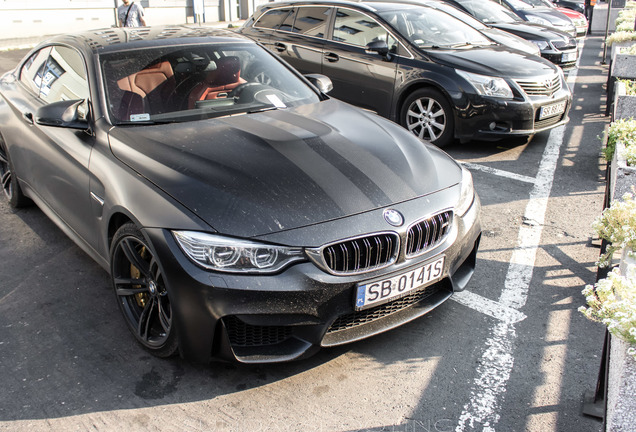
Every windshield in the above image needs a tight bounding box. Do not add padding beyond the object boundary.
[101,42,320,125]
[379,7,492,48]
[458,0,524,24]
[427,2,489,30]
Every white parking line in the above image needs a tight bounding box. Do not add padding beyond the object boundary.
[452,290,527,324]
[454,62,580,431]
[460,162,537,184]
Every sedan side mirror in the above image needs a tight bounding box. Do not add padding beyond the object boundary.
[304,74,333,95]
[35,99,89,130]
[366,41,392,61]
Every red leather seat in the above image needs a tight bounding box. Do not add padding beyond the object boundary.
[116,61,175,120]
[188,56,246,109]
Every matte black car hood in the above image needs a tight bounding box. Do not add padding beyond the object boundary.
[108,100,460,238]
[426,45,556,78]
[491,22,570,42]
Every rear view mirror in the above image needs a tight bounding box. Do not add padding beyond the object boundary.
[304,74,333,94]
[366,41,391,60]
[35,99,88,129]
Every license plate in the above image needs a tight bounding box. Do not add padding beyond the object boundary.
[355,256,445,310]
[562,51,577,62]
[539,101,566,120]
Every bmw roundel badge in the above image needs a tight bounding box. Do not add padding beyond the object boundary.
[383,209,404,227]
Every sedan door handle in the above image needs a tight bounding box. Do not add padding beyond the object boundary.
[324,52,340,63]
[22,112,34,124]
[273,42,287,52]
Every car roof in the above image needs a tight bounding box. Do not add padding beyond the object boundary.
[259,0,436,12]
[41,25,252,55]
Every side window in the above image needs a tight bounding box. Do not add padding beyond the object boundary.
[39,46,89,104]
[279,8,297,32]
[332,9,390,47]
[19,47,51,96]
[254,8,293,30]
[293,7,331,38]
[39,46,89,119]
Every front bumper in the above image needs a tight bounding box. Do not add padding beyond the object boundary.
[452,86,571,142]
[143,192,482,364]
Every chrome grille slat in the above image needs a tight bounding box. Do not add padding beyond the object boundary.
[515,74,562,97]
[406,211,452,258]
[319,233,399,275]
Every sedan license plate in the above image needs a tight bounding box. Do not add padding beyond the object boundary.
[562,51,577,62]
[355,256,445,310]
[539,101,566,120]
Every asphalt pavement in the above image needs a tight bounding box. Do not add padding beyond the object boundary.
[0,32,612,432]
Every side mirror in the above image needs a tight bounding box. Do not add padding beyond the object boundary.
[304,74,333,94]
[366,40,391,60]
[35,99,88,129]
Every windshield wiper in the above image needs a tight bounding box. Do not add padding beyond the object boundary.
[247,106,279,114]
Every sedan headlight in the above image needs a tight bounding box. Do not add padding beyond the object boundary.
[456,70,513,98]
[456,166,475,217]
[530,40,551,51]
[526,15,551,26]
[173,231,305,274]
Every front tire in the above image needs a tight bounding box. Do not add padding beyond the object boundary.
[110,223,178,358]
[401,88,454,148]
[0,141,30,208]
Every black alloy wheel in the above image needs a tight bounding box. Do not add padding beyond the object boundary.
[402,88,454,148]
[0,141,29,208]
[111,223,178,358]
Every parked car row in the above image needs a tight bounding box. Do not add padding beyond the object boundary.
[0,0,585,365]
[238,0,575,147]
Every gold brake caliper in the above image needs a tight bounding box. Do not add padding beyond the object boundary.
[131,246,148,308]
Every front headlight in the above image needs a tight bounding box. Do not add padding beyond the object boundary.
[526,15,551,26]
[530,40,550,51]
[456,70,513,98]
[173,231,305,274]
[456,166,475,217]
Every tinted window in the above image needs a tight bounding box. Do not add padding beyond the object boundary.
[333,9,390,47]
[19,47,51,96]
[293,7,331,38]
[39,46,89,105]
[279,8,297,32]
[255,8,293,30]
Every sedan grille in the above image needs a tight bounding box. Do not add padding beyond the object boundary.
[320,233,399,275]
[406,211,452,257]
[515,75,562,97]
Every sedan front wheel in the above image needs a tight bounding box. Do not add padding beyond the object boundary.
[401,88,454,148]
[110,223,178,358]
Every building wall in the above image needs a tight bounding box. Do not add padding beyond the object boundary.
[0,0,267,40]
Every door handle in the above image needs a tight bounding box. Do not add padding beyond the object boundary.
[22,112,34,124]
[273,42,287,52]
[324,52,340,63]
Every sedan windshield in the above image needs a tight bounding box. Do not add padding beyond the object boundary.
[100,42,320,125]
[379,8,492,48]
[457,0,524,24]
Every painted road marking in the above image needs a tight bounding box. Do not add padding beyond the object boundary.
[455,62,579,431]
[452,291,527,324]
[459,162,537,185]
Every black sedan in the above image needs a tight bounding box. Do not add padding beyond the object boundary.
[439,0,579,68]
[494,0,578,36]
[0,26,482,363]
[239,0,572,147]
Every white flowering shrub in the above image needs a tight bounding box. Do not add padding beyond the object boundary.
[603,117,636,162]
[580,268,636,360]
[592,192,636,267]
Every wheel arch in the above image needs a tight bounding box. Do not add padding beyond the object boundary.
[394,80,458,130]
